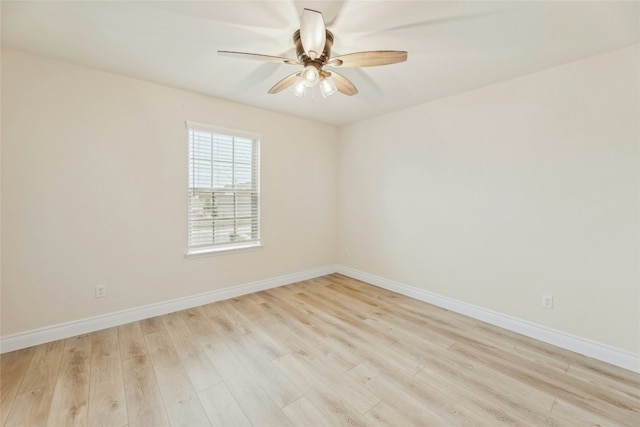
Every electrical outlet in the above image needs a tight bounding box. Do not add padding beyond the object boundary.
[344,249,350,258]
[95,285,106,298]
[541,294,553,309]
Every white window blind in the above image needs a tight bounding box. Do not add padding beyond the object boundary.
[187,122,260,254]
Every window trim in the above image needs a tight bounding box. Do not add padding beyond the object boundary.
[185,121,262,256]
[184,242,263,258]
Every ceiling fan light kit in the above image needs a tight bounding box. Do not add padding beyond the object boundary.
[319,75,338,98]
[218,8,407,99]
[293,79,307,98]
[301,65,320,87]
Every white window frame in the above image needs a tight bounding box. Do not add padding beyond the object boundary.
[185,121,261,256]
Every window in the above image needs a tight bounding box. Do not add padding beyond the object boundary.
[187,122,260,255]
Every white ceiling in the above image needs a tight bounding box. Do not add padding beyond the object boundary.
[2,1,638,126]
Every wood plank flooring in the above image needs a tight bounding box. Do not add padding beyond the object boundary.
[1,274,639,426]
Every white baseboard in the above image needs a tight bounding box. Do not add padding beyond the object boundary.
[4,263,638,373]
[0,265,337,354]
[335,265,640,373]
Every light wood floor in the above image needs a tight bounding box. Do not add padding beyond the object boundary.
[1,274,639,426]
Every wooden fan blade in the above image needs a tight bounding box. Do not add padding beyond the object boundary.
[327,51,407,68]
[268,72,300,94]
[330,72,358,96]
[300,8,326,59]
[218,51,300,65]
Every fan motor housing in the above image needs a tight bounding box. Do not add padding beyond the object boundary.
[293,29,334,68]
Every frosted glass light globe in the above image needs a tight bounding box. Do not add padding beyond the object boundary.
[301,66,320,87]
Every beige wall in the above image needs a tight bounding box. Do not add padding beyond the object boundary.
[338,45,640,354]
[3,45,638,357]
[1,49,338,336]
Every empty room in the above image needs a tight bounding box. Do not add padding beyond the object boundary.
[1,1,639,426]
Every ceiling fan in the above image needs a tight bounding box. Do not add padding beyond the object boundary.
[218,8,407,98]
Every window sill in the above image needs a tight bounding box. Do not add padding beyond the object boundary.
[185,243,263,258]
